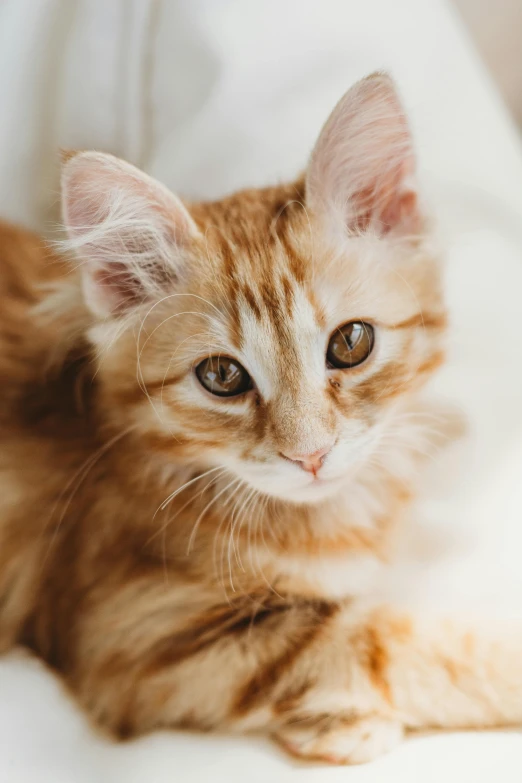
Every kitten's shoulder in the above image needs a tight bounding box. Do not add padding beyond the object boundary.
[0,219,61,293]
[0,220,87,429]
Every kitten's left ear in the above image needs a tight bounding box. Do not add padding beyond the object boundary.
[306,73,420,237]
[61,151,199,318]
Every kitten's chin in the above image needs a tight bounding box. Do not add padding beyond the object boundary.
[244,473,348,505]
[280,476,349,504]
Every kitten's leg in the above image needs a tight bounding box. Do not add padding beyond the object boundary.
[272,605,522,763]
[71,588,522,765]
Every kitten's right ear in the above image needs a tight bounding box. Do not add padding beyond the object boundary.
[306,73,420,238]
[61,151,199,318]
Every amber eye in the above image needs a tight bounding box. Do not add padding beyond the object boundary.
[195,356,252,397]
[327,321,374,369]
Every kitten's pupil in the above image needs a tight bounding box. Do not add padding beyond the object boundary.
[342,323,358,349]
[195,356,252,397]
[327,321,374,369]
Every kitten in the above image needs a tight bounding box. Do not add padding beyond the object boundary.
[0,73,520,765]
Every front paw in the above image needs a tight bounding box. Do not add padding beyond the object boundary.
[274,713,403,765]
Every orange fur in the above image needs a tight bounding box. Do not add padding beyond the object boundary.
[0,74,521,766]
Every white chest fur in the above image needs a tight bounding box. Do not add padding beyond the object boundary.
[270,552,385,600]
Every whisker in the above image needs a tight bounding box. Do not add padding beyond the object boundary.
[228,486,257,573]
[135,310,222,433]
[158,331,209,414]
[148,466,225,543]
[254,494,281,595]
[187,475,243,555]
[41,425,137,563]
[213,479,247,596]
[157,468,228,569]
[159,468,227,536]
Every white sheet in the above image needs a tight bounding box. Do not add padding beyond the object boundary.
[0,1,522,780]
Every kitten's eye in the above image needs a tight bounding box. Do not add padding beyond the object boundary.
[195,356,252,397]
[327,321,374,369]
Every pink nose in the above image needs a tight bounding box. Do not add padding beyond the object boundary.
[281,445,332,475]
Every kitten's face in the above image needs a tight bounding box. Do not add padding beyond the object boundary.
[62,74,446,504]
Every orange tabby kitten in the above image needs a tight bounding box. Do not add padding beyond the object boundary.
[0,73,521,765]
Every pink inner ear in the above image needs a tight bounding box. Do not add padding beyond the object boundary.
[62,151,198,318]
[352,162,419,234]
[306,74,420,236]
[86,264,142,316]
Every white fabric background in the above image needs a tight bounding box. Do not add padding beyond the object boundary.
[0,0,521,780]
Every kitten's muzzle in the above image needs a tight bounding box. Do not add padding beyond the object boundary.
[279,444,333,476]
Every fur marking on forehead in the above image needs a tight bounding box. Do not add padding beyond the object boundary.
[238,280,325,402]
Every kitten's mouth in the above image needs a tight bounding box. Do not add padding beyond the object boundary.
[284,471,348,503]
[306,467,347,487]
[233,460,351,503]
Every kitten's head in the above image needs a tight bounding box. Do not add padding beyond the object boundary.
[61,73,446,503]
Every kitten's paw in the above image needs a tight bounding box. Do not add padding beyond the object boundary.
[274,714,403,765]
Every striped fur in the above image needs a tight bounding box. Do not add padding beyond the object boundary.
[0,75,521,765]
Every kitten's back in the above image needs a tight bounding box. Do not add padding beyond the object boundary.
[0,222,94,652]
[0,222,60,393]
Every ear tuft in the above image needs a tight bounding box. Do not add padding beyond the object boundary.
[59,148,80,165]
[61,152,198,318]
[306,73,420,237]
